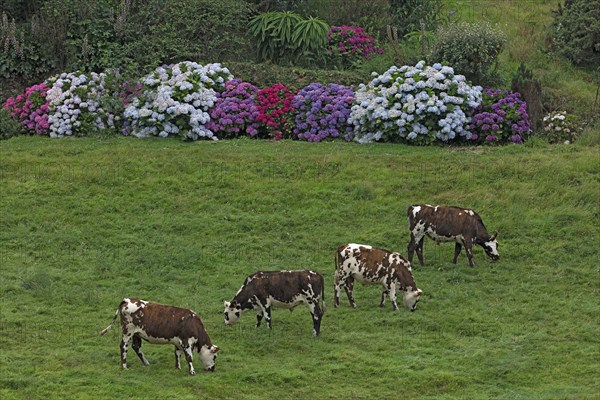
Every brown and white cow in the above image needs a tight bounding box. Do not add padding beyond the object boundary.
[100,298,219,375]
[407,204,499,267]
[224,270,325,336]
[334,243,423,311]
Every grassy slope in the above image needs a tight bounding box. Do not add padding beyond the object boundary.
[443,0,599,120]
[0,137,598,399]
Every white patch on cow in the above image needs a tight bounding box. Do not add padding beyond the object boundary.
[465,209,474,216]
[427,231,464,244]
[411,206,422,217]
[484,239,499,256]
[434,206,439,212]
[199,345,219,371]
[270,294,307,309]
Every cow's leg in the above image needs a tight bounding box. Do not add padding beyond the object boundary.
[132,335,150,366]
[120,333,132,369]
[256,310,263,328]
[264,306,272,329]
[416,238,425,266]
[174,347,182,369]
[333,270,341,308]
[453,243,462,264]
[343,276,356,308]
[380,286,389,308]
[464,237,475,267]
[388,284,399,311]
[308,300,322,336]
[182,344,196,375]
[407,235,417,265]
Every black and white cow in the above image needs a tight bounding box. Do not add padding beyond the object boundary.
[334,243,423,311]
[407,204,499,267]
[224,270,325,336]
[100,298,219,375]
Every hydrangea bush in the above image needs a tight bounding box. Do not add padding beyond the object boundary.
[348,61,482,144]
[469,89,530,144]
[206,79,260,138]
[2,83,50,135]
[255,84,297,140]
[123,61,233,140]
[541,111,583,144]
[328,26,384,65]
[292,83,354,142]
[45,72,114,138]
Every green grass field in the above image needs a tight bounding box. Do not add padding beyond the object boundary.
[0,137,598,399]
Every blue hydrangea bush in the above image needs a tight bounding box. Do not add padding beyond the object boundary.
[348,61,483,144]
[123,61,233,140]
[46,72,114,138]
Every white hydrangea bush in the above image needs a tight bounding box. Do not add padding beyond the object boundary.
[348,61,483,144]
[46,72,114,138]
[123,61,233,140]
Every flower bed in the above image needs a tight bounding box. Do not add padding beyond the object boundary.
[292,83,354,142]
[469,89,530,144]
[328,26,383,65]
[3,83,50,135]
[123,61,233,140]
[348,61,482,144]
[255,84,297,140]
[206,79,260,138]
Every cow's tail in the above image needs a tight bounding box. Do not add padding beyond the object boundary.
[320,273,326,316]
[100,300,124,336]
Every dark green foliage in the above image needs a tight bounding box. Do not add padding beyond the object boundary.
[0,107,26,139]
[249,11,329,67]
[304,0,391,38]
[119,0,254,70]
[551,0,600,66]
[225,61,364,88]
[512,63,543,132]
[389,0,442,38]
[429,21,506,84]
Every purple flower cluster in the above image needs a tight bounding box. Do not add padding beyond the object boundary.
[328,26,384,65]
[292,83,354,142]
[470,88,530,144]
[206,79,260,138]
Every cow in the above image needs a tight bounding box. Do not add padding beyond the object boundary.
[407,204,499,267]
[100,298,219,375]
[224,270,325,336]
[334,243,423,312]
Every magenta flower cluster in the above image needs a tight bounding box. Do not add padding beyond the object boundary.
[292,83,354,142]
[207,79,260,138]
[470,88,531,144]
[2,83,50,134]
[328,26,384,65]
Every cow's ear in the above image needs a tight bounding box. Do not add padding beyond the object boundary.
[490,231,498,241]
[211,345,220,353]
[416,289,423,297]
[224,301,230,308]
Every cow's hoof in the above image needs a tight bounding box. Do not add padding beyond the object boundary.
[189,370,196,375]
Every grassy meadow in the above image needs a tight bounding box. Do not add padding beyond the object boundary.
[0,136,598,399]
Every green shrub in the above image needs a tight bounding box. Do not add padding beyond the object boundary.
[539,111,585,144]
[0,107,26,140]
[116,0,254,70]
[389,0,442,38]
[249,11,329,67]
[429,21,506,85]
[552,0,600,67]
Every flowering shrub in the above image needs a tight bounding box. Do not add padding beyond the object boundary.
[348,61,482,144]
[328,26,384,65]
[541,111,583,144]
[2,83,50,135]
[292,83,354,142]
[45,72,114,138]
[470,89,530,144]
[255,84,297,140]
[123,61,233,140]
[206,79,260,138]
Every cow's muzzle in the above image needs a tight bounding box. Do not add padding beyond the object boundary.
[207,366,215,372]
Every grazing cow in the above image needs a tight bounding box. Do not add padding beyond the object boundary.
[407,204,499,267]
[100,298,219,375]
[224,270,325,336]
[334,243,423,311]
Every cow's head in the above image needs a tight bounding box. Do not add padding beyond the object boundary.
[402,288,423,312]
[223,301,242,325]
[199,344,219,372]
[483,232,499,261]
